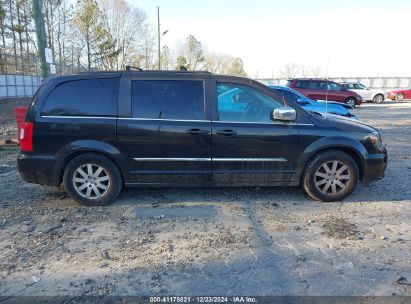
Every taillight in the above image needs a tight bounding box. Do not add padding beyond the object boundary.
[20,122,34,152]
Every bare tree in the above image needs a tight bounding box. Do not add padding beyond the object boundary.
[204,51,247,76]
[98,0,148,70]
[181,35,204,70]
[311,66,322,78]
[279,62,300,79]
[0,0,247,76]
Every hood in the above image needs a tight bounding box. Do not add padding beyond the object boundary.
[316,100,354,109]
[304,103,349,116]
[319,112,376,132]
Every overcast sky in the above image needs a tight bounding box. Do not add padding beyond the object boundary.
[134,0,411,78]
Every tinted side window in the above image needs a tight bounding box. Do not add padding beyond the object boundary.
[132,80,204,120]
[42,78,119,116]
[217,83,282,122]
[307,81,320,89]
[281,90,300,102]
[273,89,300,103]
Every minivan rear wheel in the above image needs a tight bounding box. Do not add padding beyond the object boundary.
[302,150,358,202]
[63,153,122,206]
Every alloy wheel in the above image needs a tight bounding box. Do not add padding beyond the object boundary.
[374,94,384,103]
[72,163,110,199]
[314,160,351,195]
[396,93,404,101]
[346,98,356,108]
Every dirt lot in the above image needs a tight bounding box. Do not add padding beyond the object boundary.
[0,99,410,298]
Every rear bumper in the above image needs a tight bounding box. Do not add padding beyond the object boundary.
[362,146,387,183]
[17,153,60,186]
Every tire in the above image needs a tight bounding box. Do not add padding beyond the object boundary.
[344,97,356,108]
[63,153,122,206]
[395,93,404,101]
[302,150,359,202]
[373,94,384,104]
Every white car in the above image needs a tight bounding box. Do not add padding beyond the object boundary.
[340,82,386,103]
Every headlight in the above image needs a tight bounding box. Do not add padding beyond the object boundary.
[365,131,381,145]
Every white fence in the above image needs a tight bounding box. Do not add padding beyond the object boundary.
[258,77,411,90]
[0,74,42,98]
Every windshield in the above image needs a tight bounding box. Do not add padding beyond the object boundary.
[355,83,366,89]
[270,87,309,102]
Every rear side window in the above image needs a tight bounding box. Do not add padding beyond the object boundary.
[132,80,204,120]
[41,78,119,116]
[307,81,320,89]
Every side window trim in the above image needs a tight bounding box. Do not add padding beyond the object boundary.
[118,73,131,117]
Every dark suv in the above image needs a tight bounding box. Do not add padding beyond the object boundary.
[18,71,387,205]
[287,79,363,107]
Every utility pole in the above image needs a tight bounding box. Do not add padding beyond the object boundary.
[32,0,49,79]
[157,6,161,70]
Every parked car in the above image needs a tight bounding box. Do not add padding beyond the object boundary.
[18,71,387,205]
[268,85,358,120]
[287,79,363,107]
[387,89,411,101]
[340,82,386,103]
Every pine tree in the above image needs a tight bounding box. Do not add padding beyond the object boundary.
[74,0,119,69]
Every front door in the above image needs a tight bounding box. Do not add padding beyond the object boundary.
[117,77,212,185]
[211,81,300,186]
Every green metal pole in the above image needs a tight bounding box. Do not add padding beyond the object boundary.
[32,0,49,79]
[157,6,160,70]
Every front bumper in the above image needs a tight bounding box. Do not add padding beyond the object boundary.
[362,146,387,183]
[17,153,60,187]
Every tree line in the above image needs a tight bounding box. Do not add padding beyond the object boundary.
[0,0,247,76]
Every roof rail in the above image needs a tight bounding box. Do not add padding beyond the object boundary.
[125,65,143,71]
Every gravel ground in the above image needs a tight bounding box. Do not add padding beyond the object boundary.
[0,99,410,298]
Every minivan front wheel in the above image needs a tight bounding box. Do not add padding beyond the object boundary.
[302,150,358,202]
[63,153,122,206]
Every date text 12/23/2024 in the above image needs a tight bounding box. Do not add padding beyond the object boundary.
[150,296,257,303]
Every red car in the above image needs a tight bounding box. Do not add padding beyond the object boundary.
[287,79,363,107]
[387,89,411,101]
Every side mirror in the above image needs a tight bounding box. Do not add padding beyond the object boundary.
[272,107,296,122]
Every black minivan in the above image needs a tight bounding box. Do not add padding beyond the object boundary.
[17,71,387,205]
